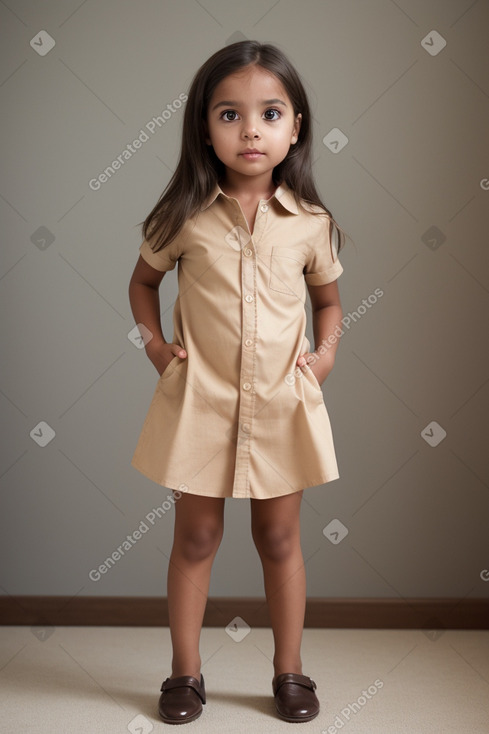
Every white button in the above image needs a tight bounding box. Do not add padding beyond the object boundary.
[260,204,269,212]
[244,338,253,347]
[242,422,251,432]
[242,382,252,391]
[245,294,254,303]
[244,248,252,257]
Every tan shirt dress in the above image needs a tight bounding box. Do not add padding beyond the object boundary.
[131,181,344,499]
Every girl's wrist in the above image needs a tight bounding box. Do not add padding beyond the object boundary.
[145,335,166,355]
[298,350,335,384]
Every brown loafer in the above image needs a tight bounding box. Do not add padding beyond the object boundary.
[272,673,320,722]
[158,674,206,724]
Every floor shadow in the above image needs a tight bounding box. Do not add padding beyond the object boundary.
[117,688,277,723]
[2,655,278,723]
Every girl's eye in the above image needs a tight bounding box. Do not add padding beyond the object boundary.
[221,110,238,121]
[220,108,281,122]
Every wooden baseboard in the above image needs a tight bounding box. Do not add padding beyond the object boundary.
[1,596,488,629]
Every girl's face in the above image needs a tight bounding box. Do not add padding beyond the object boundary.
[204,65,301,188]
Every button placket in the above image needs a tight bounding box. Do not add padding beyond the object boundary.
[233,212,258,498]
[251,201,268,245]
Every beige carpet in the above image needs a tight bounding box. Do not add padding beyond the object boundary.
[1,626,488,732]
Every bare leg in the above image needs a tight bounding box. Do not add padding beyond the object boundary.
[167,493,225,680]
[251,491,306,678]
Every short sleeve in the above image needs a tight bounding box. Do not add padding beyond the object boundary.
[139,231,184,272]
[304,215,343,286]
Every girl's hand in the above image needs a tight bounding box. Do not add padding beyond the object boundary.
[145,340,187,376]
[297,352,332,387]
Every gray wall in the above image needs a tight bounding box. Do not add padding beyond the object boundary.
[1,0,488,602]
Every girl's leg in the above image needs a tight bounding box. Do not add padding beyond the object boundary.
[250,491,306,678]
[167,493,225,680]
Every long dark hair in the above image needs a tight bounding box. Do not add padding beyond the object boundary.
[139,40,346,256]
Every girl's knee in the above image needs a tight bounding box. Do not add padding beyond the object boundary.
[176,520,223,562]
[252,523,299,563]
[173,495,224,562]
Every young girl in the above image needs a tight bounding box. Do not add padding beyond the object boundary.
[129,40,346,725]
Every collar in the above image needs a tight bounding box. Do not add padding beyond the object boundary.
[199,180,299,215]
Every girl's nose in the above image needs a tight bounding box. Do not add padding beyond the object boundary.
[241,116,261,139]
[243,127,260,139]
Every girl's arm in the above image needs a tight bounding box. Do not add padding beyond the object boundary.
[298,280,343,386]
[128,255,187,375]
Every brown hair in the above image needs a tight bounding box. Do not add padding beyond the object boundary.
[139,40,346,256]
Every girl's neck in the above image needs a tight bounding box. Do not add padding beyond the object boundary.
[219,172,278,202]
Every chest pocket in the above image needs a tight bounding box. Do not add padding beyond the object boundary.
[269,247,307,297]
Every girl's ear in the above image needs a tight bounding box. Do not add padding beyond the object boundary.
[295,112,302,142]
[291,113,302,145]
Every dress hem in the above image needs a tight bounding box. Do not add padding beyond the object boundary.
[131,460,339,499]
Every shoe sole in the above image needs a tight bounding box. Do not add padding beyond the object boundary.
[276,709,319,723]
[159,707,203,725]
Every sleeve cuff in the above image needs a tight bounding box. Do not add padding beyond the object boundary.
[139,239,177,272]
[304,261,343,286]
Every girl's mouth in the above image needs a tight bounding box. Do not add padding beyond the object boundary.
[240,152,264,160]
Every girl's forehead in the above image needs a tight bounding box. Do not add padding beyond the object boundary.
[210,65,289,102]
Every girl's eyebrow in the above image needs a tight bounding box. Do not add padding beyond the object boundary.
[211,98,288,111]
